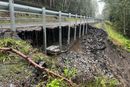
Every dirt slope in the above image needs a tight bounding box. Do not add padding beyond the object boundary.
[58,25,130,87]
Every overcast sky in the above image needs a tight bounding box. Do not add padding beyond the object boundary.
[97,0,105,15]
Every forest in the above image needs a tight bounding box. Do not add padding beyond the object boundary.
[102,0,130,37]
[13,0,97,17]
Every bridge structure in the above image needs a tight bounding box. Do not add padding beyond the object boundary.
[0,0,96,54]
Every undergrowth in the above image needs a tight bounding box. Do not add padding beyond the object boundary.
[44,67,77,87]
[0,38,31,53]
[0,38,34,84]
[95,22,130,52]
[104,22,130,52]
[86,76,119,87]
[0,38,50,62]
[46,75,119,87]
[0,38,32,62]
[0,38,52,86]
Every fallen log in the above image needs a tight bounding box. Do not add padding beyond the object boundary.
[0,48,76,87]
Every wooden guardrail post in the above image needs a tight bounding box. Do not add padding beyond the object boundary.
[59,11,62,50]
[42,7,47,54]
[74,14,77,40]
[67,13,71,45]
[9,0,16,32]
[79,15,82,38]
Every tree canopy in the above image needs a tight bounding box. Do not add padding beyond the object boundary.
[102,0,130,37]
[14,0,97,17]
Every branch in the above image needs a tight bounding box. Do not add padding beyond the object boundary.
[0,48,76,87]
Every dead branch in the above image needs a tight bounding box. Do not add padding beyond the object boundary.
[0,48,76,87]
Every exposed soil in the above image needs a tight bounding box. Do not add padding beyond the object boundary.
[58,25,130,87]
[1,25,130,87]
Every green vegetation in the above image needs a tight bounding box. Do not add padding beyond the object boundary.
[102,0,130,37]
[95,22,130,52]
[0,38,78,87]
[0,0,98,25]
[0,38,33,83]
[46,67,77,87]
[105,22,130,52]
[0,38,31,62]
[63,67,77,79]
[0,13,78,25]
[86,76,119,87]
[46,79,66,87]
[0,38,31,53]
[46,75,119,87]
[64,18,80,22]
[0,38,54,86]
[0,37,53,66]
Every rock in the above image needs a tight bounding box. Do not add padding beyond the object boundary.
[3,31,20,39]
[72,73,94,84]
[57,26,114,84]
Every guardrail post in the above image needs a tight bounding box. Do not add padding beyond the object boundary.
[82,16,85,36]
[85,16,88,34]
[9,0,16,31]
[42,7,47,54]
[74,14,77,40]
[67,13,71,45]
[79,15,82,38]
[59,11,62,50]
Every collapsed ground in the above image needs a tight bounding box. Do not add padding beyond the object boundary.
[0,25,130,87]
[58,25,130,87]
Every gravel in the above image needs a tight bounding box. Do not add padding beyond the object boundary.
[58,25,130,86]
[58,27,114,83]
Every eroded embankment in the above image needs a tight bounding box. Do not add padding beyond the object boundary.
[58,25,130,87]
[1,25,130,87]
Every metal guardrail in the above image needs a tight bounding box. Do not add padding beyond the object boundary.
[0,0,90,54]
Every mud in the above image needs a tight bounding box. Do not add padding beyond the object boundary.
[1,25,130,87]
[58,25,130,87]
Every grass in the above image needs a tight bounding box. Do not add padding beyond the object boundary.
[0,38,33,84]
[0,37,53,65]
[95,21,130,52]
[95,23,102,28]
[64,18,80,22]
[0,38,54,86]
[0,11,79,25]
[104,22,130,52]
[86,76,119,87]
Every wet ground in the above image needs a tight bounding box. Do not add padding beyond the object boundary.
[58,26,130,87]
[1,25,130,87]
